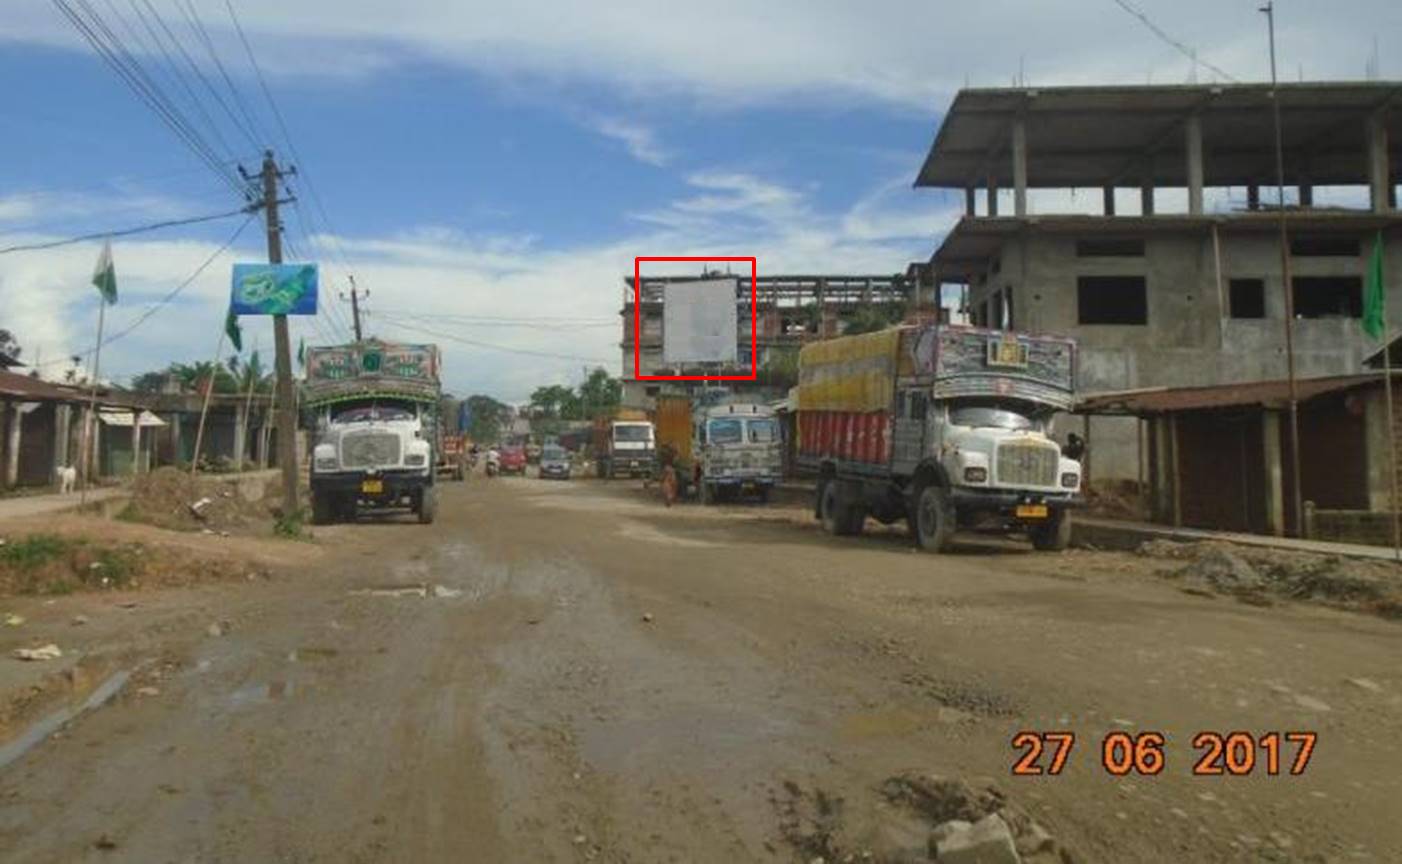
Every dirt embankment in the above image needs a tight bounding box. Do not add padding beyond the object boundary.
[1139,539,1402,618]
[0,531,266,596]
[117,467,283,535]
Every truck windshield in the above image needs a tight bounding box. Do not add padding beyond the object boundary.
[949,404,1036,431]
[747,418,777,443]
[708,419,743,444]
[331,403,416,423]
[614,425,652,442]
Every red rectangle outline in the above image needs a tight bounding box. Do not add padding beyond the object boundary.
[633,256,758,381]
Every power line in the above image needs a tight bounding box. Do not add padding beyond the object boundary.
[0,203,260,255]
[374,314,617,364]
[49,0,249,197]
[1109,0,1242,84]
[174,0,269,147]
[34,212,255,369]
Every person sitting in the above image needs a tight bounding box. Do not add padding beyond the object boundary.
[1063,432,1085,462]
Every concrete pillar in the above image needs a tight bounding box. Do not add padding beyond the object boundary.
[1369,110,1390,214]
[1012,116,1028,217]
[1102,186,1115,216]
[168,412,183,466]
[1185,113,1204,215]
[1152,416,1173,522]
[1298,183,1313,207]
[1263,410,1285,537]
[233,407,247,471]
[987,179,999,217]
[54,404,71,471]
[1247,184,1260,210]
[1364,388,1391,512]
[130,411,141,476]
[964,187,975,217]
[90,411,101,479]
[1140,178,1155,216]
[4,401,18,489]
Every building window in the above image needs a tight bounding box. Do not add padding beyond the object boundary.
[1075,237,1145,257]
[1229,278,1266,319]
[1289,235,1360,257]
[1292,276,1363,318]
[1077,275,1148,324]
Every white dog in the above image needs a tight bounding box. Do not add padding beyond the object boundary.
[56,465,76,495]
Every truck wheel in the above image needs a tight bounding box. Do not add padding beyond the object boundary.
[417,488,438,525]
[841,500,866,535]
[821,482,853,536]
[912,484,954,552]
[311,492,333,525]
[1030,509,1072,551]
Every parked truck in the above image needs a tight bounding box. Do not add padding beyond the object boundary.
[594,409,655,479]
[797,325,1081,552]
[655,392,782,503]
[304,339,443,525]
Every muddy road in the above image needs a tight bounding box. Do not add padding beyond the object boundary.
[1,476,1399,862]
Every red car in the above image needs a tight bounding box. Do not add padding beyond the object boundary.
[498,445,528,475]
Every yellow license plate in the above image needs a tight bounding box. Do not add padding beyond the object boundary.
[1016,504,1048,519]
[361,479,384,495]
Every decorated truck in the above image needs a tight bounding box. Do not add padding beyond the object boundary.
[304,339,443,525]
[655,392,782,503]
[797,325,1081,552]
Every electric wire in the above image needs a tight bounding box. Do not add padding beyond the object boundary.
[0,204,260,255]
[1109,0,1242,83]
[372,314,618,365]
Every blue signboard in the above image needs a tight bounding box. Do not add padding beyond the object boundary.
[230,263,318,316]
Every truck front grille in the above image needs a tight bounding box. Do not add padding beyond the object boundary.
[341,432,401,468]
[995,442,1059,488]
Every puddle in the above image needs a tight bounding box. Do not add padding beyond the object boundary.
[0,669,131,771]
[228,679,294,708]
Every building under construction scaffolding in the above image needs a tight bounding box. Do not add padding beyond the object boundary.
[915,82,1402,489]
[619,273,941,408]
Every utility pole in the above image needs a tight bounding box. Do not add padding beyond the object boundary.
[1261,2,1305,537]
[341,275,367,342]
[257,149,300,518]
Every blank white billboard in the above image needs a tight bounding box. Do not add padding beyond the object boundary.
[663,278,738,364]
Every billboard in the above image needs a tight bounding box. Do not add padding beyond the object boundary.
[230,263,318,315]
[662,277,738,365]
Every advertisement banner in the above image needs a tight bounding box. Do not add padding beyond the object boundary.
[230,263,319,315]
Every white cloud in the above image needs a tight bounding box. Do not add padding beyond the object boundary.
[0,166,950,400]
[585,115,670,166]
[8,0,1399,108]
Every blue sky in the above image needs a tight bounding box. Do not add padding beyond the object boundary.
[0,0,1396,400]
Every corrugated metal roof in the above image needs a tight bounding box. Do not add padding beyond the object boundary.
[1077,373,1398,416]
[0,370,144,407]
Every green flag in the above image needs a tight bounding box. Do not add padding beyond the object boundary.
[1364,230,1387,341]
[91,240,117,304]
[225,308,243,352]
[296,337,306,368]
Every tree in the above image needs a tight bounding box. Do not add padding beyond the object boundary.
[464,394,510,443]
[0,329,21,362]
[576,367,621,419]
[842,303,906,336]
[529,384,580,420]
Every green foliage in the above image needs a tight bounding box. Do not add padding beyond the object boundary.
[759,347,800,387]
[0,534,70,570]
[576,367,621,419]
[529,384,581,420]
[273,509,308,539]
[842,303,906,336]
[0,328,21,362]
[465,394,510,443]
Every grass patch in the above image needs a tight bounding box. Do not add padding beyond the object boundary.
[0,534,73,571]
[273,509,309,540]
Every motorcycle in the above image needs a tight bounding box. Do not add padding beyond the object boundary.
[484,450,500,477]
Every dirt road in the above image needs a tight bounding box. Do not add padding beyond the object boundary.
[1,476,1399,862]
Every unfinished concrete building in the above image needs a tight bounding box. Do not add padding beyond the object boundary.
[619,273,940,409]
[916,83,1402,486]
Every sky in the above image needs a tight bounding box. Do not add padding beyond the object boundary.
[0,0,1398,402]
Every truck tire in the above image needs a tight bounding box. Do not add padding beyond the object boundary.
[311,491,333,525]
[912,484,954,552]
[1030,509,1072,551]
[417,488,438,525]
[821,481,857,536]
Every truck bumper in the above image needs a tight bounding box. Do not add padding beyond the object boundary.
[312,470,432,503]
[708,476,776,489]
[949,487,1081,519]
